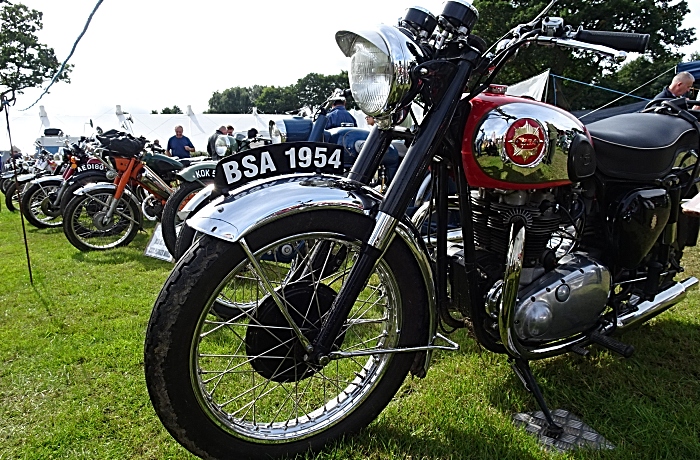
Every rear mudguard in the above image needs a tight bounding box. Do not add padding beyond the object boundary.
[72,182,143,228]
[187,173,438,375]
[176,160,217,184]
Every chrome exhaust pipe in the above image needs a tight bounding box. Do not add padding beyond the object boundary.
[617,277,699,329]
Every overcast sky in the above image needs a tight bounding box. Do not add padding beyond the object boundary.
[12,0,700,118]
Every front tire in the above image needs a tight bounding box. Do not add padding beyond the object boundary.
[4,181,21,212]
[161,180,210,258]
[21,179,64,228]
[144,211,428,460]
[62,188,141,251]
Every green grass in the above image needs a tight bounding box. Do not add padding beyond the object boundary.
[1,208,699,459]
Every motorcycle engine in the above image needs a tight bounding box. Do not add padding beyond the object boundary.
[451,187,612,344]
[470,188,563,267]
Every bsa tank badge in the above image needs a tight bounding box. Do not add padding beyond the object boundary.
[504,118,547,167]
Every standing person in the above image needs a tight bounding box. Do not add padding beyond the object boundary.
[207,125,228,160]
[226,125,235,136]
[166,125,195,159]
[326,96,357,129]
[655,71,695,100]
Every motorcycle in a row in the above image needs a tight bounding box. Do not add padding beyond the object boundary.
[1,146,64,212]
[1,132,218,252]
[143,1,700,459]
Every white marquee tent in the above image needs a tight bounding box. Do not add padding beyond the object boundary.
[1,105,371,157]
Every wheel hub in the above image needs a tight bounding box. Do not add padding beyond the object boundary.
[245,281,343,383]
[41,196,61,217]
[92,211,115,231]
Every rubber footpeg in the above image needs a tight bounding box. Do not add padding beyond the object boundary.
[590,332,635,358]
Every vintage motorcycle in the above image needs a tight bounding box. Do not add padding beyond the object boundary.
[61,132,201,250]
[144,1,699,458]
[4,147,64,212]
[20,139,109,228]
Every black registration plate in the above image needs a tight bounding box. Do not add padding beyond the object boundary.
[214,142,344,190]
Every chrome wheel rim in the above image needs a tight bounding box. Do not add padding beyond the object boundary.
[191,232,401,442]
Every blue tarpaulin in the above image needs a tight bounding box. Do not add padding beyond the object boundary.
[677,61,700,80]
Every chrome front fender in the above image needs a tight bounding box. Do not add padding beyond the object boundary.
[187,173,440,375]
[187,174,376,242]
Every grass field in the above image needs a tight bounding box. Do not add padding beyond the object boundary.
[1,208,699,460]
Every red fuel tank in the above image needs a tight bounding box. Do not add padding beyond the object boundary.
[462,91,591,190]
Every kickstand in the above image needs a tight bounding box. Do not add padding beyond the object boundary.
[511,358,563,438]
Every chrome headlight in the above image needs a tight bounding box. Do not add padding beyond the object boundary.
[336,25,421,122]
[215,134,229,156]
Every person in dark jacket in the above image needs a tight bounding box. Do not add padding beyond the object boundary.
[655,71,695,100]
[325,97,357,129]
[207,125,228,160]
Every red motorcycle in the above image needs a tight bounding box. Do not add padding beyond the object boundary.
[144,2,698,458]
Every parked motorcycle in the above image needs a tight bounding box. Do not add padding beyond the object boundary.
[159,157,218,258]
[145,2,695,459]
[61,131,211,251]
[4,147,64,212]
[20,139,109,228]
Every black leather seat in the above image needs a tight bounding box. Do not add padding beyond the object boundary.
[587,112,698,180]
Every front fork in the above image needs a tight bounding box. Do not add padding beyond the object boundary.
[307,59,475,364]
[101,157,139,225]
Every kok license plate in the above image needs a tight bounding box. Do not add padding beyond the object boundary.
[215,142,344,190]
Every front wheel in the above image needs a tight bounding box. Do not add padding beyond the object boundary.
[161,180,210,257]
[4,181,21,212]
[21,179,64,228]
[62,188,141,251]
[144,211,428,460]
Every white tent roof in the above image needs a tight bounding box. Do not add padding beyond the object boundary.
[0,105,294,155]
[0,105,385,156]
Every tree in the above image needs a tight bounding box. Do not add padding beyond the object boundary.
[0,2,71,96]
[471,0,694,110]
[294,71,350,110]
[207,87,251,113]
[160,105,182,114]
[254,86,299,114]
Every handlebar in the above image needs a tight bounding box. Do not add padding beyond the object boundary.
[572,29,649,53]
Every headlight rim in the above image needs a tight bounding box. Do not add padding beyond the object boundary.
[336,24,420,121]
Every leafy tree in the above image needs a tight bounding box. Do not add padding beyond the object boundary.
[248,85,265,104]
[206,72,351,114]
[160,105,182,114]
[151,109,158,114]
[255,86,299,114]
[0,2,71,96]
[207,87,251,114]
[471,0,694,110]
[294,71,350,110]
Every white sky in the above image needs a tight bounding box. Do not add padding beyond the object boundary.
[9,0,700,118]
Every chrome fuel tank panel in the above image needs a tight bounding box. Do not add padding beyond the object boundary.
[473,102,585,185]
